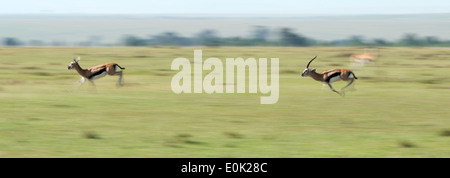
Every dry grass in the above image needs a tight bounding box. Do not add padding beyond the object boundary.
[0,47,449,157]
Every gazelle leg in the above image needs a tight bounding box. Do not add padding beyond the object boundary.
[69,77,86,92]
[327,83,343,96]
[88,80,98,92]
[75,77,86,89]
[116,71,123,87]
[88,80,96,87]
[69,77,88,92]
[342,78,354,91]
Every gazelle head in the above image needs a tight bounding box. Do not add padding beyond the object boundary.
[301,56,317,77]
[67,57,80,70]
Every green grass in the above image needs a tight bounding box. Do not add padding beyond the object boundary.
[0,46,449,157]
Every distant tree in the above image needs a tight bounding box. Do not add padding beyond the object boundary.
[400,33,421,46]
[123,36,147,46]
[3,38,21,46]
[372,38,389,46]
[424,36,440,46]
[252,26,269,41]
[279,28,309,46]
[196,30,221,46]
[150,32,192,46]
[329,39,349,46]
[348,36,366,46]
[221,37,253,46]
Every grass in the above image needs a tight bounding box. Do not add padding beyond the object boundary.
[83,131,102,139]
[398,140,417,148]
[0,46,449,157]
[439,129,450,137]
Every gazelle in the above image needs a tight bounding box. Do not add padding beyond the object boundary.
[301,56,357,96]
[350,48,378,65]
[67,57,125,88]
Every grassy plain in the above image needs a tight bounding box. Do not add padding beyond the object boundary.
[0,46,449,157]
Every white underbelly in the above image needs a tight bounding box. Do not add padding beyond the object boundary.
[91,72,107,80]
[347,73,353,79]
[329,76,342,83]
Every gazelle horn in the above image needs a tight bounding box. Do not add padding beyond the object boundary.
[306,56,317,68]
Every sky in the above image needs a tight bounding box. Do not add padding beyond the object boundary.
[0,0,449,15]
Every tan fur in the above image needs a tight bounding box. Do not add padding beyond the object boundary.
[350,47,379,64]
[72,62,121,79]
[68,58,124,88]
[308,68,355,82]
[350,53,376,63]
[301,56,357,96]
[350,53,376,60]
[87,63,121,76]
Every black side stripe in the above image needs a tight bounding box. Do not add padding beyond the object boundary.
[325,72,341,82]
[88,68,106,79]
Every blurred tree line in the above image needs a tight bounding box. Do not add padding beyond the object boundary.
[3,27,450,47]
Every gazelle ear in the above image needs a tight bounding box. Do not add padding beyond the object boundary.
[76,57,80,61]
[73,57,76,61]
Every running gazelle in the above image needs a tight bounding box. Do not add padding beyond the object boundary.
[301,56,357,96]
[350,48,378,65]
[67,57,125,88]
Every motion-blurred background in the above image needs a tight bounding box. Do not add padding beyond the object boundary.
[1,0,450,47]
[0,0,449,158]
